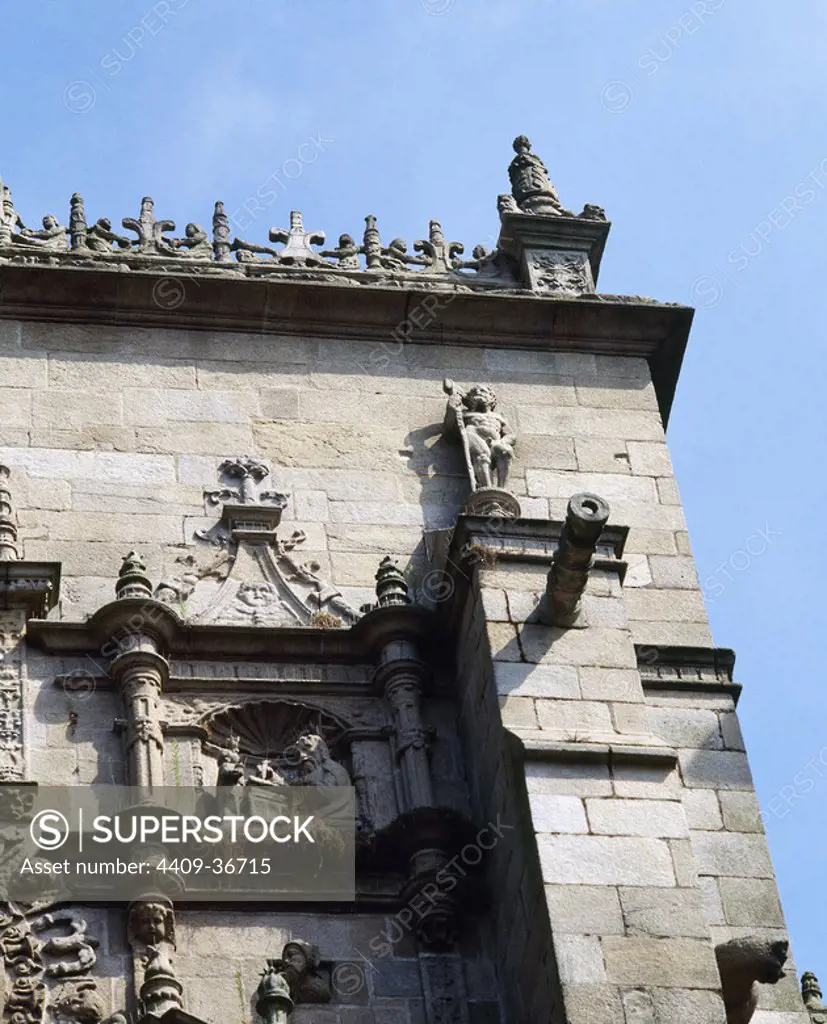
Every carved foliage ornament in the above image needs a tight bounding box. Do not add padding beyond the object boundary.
[0,908,110,1024]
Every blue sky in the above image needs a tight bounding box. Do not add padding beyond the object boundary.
[3,0,826,977]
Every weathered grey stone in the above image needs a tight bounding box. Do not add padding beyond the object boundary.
[538,835,676,886]
[586,798,688,838]
[692,832,774,878]
[626,441,674,476]
[526,469,657,503]
[573,437,631,474]
[619,887,709,938]
[561,985,625,1024]
[684,789,724,831]
[494,662,580,699]
[651,988,728,1023]
[520,625,637,669]
[602,936,721,988]
[612,762,682,801]
[544,885,624,934]
[525,760,612,797]
[536,699,614,736]
[718,878,785,927]
[530,794,588,834]
[648,555,700,589]
[576,377,659,411]
[670,838,700,887]
[719,791,763,833]
[679,750,754,790]
[553,935,606,984]
[649,707,723,750]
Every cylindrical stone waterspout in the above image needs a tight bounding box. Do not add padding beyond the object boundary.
[545,492,610,626]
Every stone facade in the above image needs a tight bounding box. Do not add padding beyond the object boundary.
[0,139,809,1023]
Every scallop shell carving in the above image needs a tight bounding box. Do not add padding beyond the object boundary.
[204,700,346,759]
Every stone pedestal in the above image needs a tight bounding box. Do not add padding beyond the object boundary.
[498,211,610,295]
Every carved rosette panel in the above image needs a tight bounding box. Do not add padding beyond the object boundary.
[525,248,593,295]
[0,612,26,783]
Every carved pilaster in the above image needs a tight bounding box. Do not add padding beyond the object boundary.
[0,465,20,562]
[0,466,60,782]
[419,955,470,1024]
[0,611,26,782]
[377,640,433,812]
[109,554,168,788]
[111,640,167,789]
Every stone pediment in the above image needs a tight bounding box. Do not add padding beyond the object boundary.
[154,457,360,629]
[172,538,359,628]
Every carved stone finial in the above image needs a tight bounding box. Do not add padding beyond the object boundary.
[0,464,20,561]
[414,220,464,273]
[0,179,15,245]
[255,961,294,1024]
[69,194,88,252]
[212,201,231,262]
[122,196,176,256]
[268,211,326,267]
[139,946,183,1021]
[375,557,411,607]
[116,551,153,601]
[803,973,826,1018]
[715,936,789,1024]
[362,215,383,270]
[508,135,566,216]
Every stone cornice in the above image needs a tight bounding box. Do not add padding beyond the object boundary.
[0,264,693,424]
[507,730,678,769]
[27,598,439,666]
[0,560,61,618]
[636,644,741,702]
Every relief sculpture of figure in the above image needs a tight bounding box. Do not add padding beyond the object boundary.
[216,733,246,787]
[443,380,515,490]
[166,223,213,260]
[12,215,69,252]
[293,733,349,787]
[442,380,521,517]
[86,218,131,254]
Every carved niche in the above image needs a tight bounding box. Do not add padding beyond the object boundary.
[203,701,352,790]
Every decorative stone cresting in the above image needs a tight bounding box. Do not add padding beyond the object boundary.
[0,138,608,295]
[715,936,789,1024]
[441,380,521,518]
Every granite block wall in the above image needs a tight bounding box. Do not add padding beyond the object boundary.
[0,313,806,1023]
